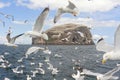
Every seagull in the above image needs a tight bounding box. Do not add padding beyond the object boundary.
[24,7,49,40]
[0,19,5,27]
[72,70,85,80]
[25,46,45,58]
[96,25,120,64]
[78,66,119,80]
[54,0,78,23]
[4,32,24,47]
[96,64,120,80]
[0,12,14,21]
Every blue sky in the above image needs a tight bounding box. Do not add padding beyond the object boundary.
[0,0,120,44]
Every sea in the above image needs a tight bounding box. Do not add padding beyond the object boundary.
[0,45,120,80]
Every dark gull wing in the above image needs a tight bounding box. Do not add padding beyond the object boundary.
[54,8,64,23]
[67,1,76,10]
[10,33,24,44]
[114,25,120,51]
[96,38,114,52]
[6,33,11,43]
[33,7,49,33]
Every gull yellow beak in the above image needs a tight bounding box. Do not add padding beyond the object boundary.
[102,59,106,64]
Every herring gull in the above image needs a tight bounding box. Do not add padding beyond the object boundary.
[96,25,120,64]
[54,0,78,23]
[24,7,49,40]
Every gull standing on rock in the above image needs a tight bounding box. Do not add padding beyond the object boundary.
[54,0,78,23]
[96,25,120,64]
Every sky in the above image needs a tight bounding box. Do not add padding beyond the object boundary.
[0,0,120,44]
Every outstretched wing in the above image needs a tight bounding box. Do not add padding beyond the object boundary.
[10,33,24,44]
[114,25,120,51]
[96,38,114,52]
[6,33,11,43]
[54,8,64,23]
[25,46,44,58]
[104,66,120,77]
[67,1,76,9]
[33,7,49,32]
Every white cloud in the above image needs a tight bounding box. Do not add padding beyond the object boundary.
[0,2,10,8]
[46,17,120,28]
[16,0,120,12]
[92,34,108,40]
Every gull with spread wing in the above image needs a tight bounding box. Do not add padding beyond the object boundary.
[96,25,120,64]
[4,32,23,47]
[54,0,79,23]
[24,7,49,41]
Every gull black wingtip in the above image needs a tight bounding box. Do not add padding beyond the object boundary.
[97,37,104,43]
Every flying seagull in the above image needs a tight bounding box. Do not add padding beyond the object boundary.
[96,25,120,64]
[4,32,24,47]
[0,12,14,21]
[24,7,49,41]
[54,0,78,23]
[78,65,120,80]
[25,46,45,58]
[0,19,5,27]
[96,64,120,80]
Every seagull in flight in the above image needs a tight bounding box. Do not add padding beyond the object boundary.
[0,19,5,27]
[96,25,120,64]
[54,0,78,23]
[24,7,49,41]
[0,12,14,21]
[4,32,24,47]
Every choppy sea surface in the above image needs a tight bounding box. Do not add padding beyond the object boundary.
[0,45,120,80]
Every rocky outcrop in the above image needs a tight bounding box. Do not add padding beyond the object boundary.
[32,23,94,45]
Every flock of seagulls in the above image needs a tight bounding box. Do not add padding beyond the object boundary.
[0,0,120,80]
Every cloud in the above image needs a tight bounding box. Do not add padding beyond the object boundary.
[46,17,120,28]
[92,34,108,40]
[0,2,10,8]
[16,0,120,12]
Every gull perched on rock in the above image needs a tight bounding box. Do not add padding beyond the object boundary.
[24,7,49,40]
[96,25,120,64]
[4,32,24,47]
[54,0,78,23]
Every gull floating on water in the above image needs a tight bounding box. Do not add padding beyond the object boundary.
[54,0,78,23]
[24,7,49,40]
[4,32,23,47]
[96,25,120,64]
[72,70,85,80]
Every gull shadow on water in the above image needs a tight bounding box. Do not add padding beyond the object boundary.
[0,45,120,80]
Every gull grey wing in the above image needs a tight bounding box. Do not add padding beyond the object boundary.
[114,25,120,51]
[0,19,5,27]
[67,1,76,9]
[103,66,120,77]
[96,38,114,52]
[6,33,11,43]
[6,15,14,21]
[25,46,44,58]
[54,8,64,23]
[10,33,24,44]
[33,7,49,32]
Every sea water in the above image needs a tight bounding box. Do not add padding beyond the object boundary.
[0,45,119,80]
